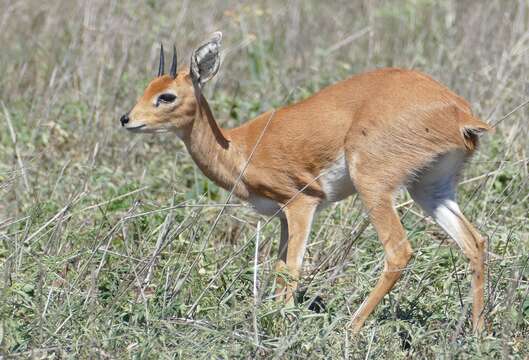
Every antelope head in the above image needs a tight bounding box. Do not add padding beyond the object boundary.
[120,32,223,138]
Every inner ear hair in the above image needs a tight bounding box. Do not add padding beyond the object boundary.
[190,32,222,87]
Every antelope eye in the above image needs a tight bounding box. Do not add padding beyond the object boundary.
[157,93,177,105]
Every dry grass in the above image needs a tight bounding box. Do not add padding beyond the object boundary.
[1,0,528,358]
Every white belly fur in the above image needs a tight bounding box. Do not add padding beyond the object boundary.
[319,154,355,202]
[248,155,355,216]
[249,195,282,216]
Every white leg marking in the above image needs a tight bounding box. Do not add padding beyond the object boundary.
[432,200,466,249]
[408,150,468,249]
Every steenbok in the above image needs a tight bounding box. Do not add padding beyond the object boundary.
[120,32,490,333]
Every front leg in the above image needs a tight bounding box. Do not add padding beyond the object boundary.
[274,197,319,304]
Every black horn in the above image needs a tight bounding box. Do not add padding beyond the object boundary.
[170,45,177,78]
[158,43,165,77]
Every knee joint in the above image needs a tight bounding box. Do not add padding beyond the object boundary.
[475,234,486,251]
[385,240,413,271]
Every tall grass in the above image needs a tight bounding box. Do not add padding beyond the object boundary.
[1,0,528,358]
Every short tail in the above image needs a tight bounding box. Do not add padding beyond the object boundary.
[457,109,493,151]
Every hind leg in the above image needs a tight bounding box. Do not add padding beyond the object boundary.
[408,153,485,332]
[348,186,413,332]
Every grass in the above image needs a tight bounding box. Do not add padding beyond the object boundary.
[1,0,528,358]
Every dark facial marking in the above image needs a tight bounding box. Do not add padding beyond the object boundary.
[157,93,177,105]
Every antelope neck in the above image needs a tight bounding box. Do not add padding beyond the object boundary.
[183,95,249,200]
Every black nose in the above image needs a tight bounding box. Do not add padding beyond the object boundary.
[120,113,129,126]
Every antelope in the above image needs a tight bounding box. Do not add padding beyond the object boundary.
[120,32,491,333]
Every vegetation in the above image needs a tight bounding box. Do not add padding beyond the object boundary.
[1,0,527,358]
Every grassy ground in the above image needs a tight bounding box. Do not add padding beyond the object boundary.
[1,0,528,358]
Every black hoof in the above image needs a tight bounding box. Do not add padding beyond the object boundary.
[307,295,326,313]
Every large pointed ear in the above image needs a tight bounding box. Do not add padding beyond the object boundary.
[190,32,222,88]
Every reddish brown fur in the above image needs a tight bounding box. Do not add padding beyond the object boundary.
[128,68,490,204]
[229,68,490,202]
[124,64,490,333]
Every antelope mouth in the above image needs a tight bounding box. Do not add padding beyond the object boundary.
[125,124,146,132]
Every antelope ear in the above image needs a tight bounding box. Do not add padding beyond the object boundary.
[190,32,222,88]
